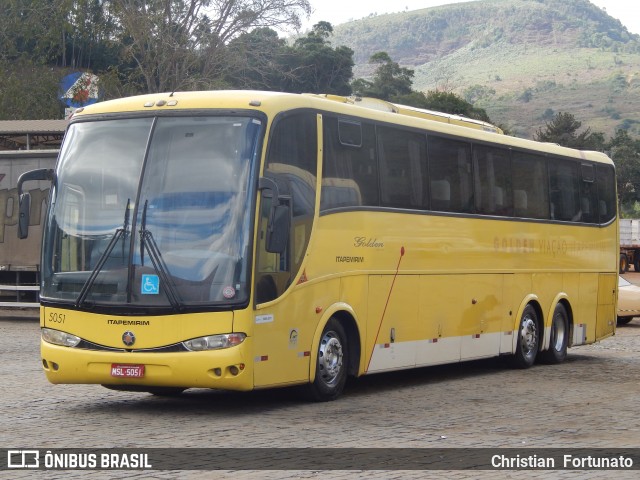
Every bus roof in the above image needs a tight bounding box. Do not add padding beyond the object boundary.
[71,90,612,166]
[307,94,504,134]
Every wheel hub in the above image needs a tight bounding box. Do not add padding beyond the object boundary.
[553,314,566,351]
[318,333,343,385]
[520,316,537,357]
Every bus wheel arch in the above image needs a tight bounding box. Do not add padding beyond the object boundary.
[330,310,361,378]
[539,300,570,364]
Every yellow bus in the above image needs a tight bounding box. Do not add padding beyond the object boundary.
[18,90,618,401]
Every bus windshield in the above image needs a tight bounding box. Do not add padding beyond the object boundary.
[42,115,262,310]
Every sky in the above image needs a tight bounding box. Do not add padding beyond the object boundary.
[302,0,640,35]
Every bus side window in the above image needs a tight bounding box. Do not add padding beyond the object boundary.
[548,159,580,221]
[512,151,549,219]
[377,126,427,209]
[427,135,473,213]
[472,144,512,216]
[577,163,598,223]
[596,164,616,224]
[430,180,450,211]
[321,116,379,210]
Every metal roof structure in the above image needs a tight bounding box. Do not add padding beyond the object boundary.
[0,120,67,150]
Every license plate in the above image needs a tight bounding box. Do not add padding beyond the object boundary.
[111,364,145,378]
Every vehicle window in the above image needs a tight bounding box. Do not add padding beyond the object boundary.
[322,116,379,210]
[597,164,616,224]
[377,126,427,209]
[512,151,549,219]
[473,144,512,216]
[427,135,473,213]
[257,112,318,303]
[576,163,598,224]
[548,159,580,221]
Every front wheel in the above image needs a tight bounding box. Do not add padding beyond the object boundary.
[539,303,568,364]
[511,304,539,368]
[304,319,348,402]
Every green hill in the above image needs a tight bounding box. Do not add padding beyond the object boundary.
[330,0,640,138]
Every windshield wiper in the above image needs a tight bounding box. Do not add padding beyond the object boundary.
[76,199,130,307]
[139,200,183,312]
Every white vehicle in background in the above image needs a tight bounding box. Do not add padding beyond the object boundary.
[0,149,58,307]
[617,275,640,325]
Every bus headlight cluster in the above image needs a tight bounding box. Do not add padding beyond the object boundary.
[42,328,81,347]
[182,333,246,351]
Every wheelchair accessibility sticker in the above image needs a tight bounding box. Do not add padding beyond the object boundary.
[141,274,160,295]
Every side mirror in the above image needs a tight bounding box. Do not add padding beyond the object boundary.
[18,193,32,239]
[266,204,290,254]
[258,176,291,254]
[16,168,54,239]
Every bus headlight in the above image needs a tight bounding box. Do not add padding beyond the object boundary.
[42,328,81,347]
[182,333,246,351]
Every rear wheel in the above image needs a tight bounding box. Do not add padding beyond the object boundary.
[620,254,629,273]
[539,303,568,364]
[617,316,634,325]
[511,304,539,368]
[304,319,348,402]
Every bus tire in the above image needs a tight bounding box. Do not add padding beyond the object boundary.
[539,303,568,364]
[620,254,629,273]
[511,304,539,369]
[305,318,348,402]
[617,316,633,325]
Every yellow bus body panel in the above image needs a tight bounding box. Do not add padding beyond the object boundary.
[300,212,616,371]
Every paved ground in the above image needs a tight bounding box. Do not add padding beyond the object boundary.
[1,293,639,479]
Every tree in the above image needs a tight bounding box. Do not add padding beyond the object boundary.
[351,52,498,126]
[0,1,121,70]
[463,84,495,104]
[0,0,128,116]
[607,129,640,213]
[111,0,311,93]
[62,0,122,70]
[226,28,288,90]
[0,58,63,120]
[534,112,605,150]
[0,0,69,64]
[352,51,413,101]
[281,22,354,94]
[226,22,354,94]
[419,90,492,123]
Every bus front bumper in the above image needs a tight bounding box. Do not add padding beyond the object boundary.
[40,339,254,391]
